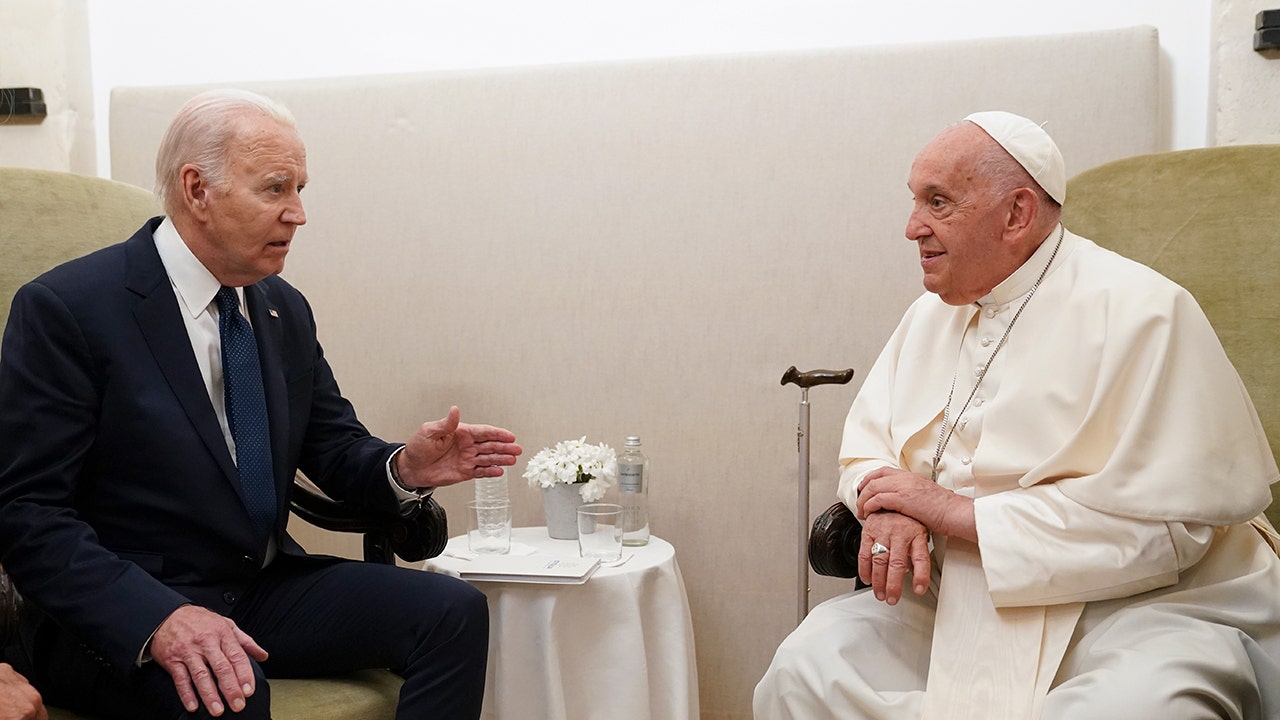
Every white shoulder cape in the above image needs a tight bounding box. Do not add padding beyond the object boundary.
[841,229,1278,524]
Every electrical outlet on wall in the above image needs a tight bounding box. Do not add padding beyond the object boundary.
[0,88,47,123]
[1257,10,1280,52]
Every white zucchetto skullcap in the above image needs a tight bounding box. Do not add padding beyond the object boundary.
[964,111,1067,205]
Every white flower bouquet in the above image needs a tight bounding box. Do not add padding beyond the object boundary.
[523,437,618,502]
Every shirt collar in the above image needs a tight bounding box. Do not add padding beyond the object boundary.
[152,217,240,317]
[978,223,1067,308]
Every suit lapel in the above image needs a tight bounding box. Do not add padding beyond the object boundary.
[124,223,240,487]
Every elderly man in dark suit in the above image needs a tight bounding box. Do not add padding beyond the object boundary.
[0,89,521,719]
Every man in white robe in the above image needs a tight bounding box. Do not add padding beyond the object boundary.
[754,112,1280,719]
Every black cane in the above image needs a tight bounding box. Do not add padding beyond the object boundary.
[781,366,855,624]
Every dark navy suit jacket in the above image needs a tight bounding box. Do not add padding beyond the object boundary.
[0,217,401,672]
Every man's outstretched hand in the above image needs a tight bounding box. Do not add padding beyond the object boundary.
[395,406,522,490]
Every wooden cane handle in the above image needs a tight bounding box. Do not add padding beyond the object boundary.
[780,366,855,389]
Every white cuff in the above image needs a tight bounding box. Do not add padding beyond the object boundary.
[387,445,432,502]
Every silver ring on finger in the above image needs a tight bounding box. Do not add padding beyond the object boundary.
[870,541,889,556]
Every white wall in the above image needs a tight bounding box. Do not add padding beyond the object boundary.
[1211,0,1280,144]
[87,0,1211,176]
[0,0,94,173]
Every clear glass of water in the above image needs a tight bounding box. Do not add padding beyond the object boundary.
[467,500,511,555]
[576,503,623,561]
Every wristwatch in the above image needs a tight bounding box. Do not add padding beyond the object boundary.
[387,446,433,505]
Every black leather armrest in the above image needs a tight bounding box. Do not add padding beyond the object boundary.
[807,502,862,579]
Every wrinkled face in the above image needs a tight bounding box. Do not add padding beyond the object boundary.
[197,113,308,286]
[904,124,1018,306]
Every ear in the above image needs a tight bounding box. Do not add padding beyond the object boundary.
[179,164,212,221]
[1003,187,1039,240]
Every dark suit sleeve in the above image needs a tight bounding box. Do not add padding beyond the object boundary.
[0,280,190,671]
[266,280,402,518]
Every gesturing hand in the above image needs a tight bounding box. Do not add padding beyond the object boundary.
[0,663,46,720]
[396,406,522,490]
[151,605,268,716]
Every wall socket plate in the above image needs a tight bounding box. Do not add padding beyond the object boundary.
[0,88,47,123]
[1257,10,1280,52]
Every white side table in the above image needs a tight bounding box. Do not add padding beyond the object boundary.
[425,527,699,720]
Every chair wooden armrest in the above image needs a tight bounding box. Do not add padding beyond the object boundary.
[289,474,448,565]
[0,567,22,652]
[807,502,862,579]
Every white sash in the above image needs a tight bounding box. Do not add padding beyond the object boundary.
[921,541,1083,719]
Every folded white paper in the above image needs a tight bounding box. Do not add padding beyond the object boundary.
[459,554,602,584]
[444,541,538,562]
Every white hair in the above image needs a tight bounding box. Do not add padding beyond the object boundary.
[963,121,1060,210]
[153,89,298,215]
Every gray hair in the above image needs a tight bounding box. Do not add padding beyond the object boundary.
[153,89,298,215]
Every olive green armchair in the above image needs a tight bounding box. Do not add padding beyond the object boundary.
[0,166,448,719]
[809,144,1280,578]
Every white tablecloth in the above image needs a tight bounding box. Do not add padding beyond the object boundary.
[425,527,700,720]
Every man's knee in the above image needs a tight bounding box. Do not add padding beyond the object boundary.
[1047,612,1269,720]
[396,575,488,711]
[1044,657,1259,720]
[399,574,489,659]
[439,579,489,643]
[228,668,272,720]
[754,609,852,716]
[174,683,272,720]
[456,579,488,618]
[176,663,273,720]
[113,665,272,720]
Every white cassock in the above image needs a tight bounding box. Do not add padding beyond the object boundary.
[755,227,1280,720]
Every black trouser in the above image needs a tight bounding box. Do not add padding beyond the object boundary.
[19,554,489,719]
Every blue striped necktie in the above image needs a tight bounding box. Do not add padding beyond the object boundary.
[215,286,276,540]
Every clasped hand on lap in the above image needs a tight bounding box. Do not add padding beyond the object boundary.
[152,605,266,717]
[855,467,977,606]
